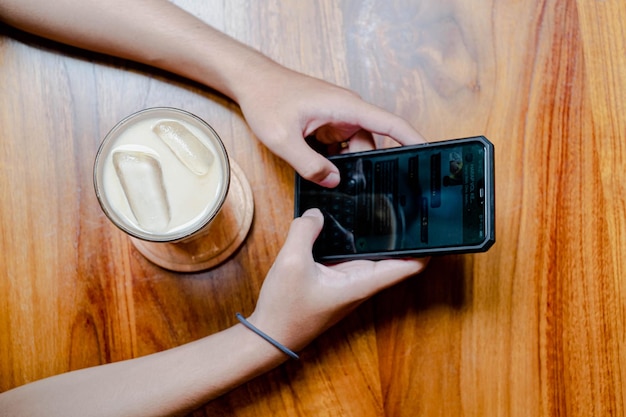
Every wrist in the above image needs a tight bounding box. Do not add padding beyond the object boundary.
[246,310,320,354]
[183,30,283,103]
[230,322,290,367]
[222,53,289,104]
[236,313,299,359]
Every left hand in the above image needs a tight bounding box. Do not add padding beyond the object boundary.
[236,66,427,187]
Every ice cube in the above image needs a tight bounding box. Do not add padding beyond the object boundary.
[152,120,214,176]
[113,149,171,233]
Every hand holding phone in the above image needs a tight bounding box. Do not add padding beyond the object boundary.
[294,136,495,262]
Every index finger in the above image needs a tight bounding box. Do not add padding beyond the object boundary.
[331,257,430,299]
[348,100,428,146]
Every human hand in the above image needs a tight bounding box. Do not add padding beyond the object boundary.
[248,208,429,352]
[236,66,427,188]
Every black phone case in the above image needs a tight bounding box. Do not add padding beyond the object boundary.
[294,136,495,262]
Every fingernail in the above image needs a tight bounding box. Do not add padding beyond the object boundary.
[302,208,323,219]
[319,171,340,188]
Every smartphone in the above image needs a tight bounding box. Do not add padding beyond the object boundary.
[294,135,495,262]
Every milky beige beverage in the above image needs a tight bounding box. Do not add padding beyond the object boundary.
[94,108,230,242]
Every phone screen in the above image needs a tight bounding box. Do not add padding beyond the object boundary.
[295,136,495,260]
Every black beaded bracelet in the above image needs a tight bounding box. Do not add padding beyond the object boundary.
[236,313,299,360]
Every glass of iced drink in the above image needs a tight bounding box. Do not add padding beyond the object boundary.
[94,107,254,272]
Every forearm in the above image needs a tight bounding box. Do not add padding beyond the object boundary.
[0,0,278,101]
[0,323,288,417]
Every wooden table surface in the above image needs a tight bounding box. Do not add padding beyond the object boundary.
[1,1,625,416]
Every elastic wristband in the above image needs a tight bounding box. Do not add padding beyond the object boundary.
[236,313,299,360]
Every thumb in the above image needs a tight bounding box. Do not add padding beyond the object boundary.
[283,208,325,255]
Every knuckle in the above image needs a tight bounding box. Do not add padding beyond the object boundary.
[299,160,327,183]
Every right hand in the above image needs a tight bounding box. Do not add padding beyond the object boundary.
[248,208,429,352]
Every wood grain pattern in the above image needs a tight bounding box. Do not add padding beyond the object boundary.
[1,0,625,416]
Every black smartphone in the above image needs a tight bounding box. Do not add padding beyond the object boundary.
[294,135,495,262]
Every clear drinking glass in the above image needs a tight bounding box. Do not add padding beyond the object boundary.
[94,107,253,272]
